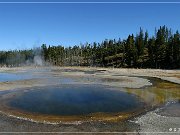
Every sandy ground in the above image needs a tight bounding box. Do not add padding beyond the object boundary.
[105,68,180,84]
[0,112,140,134]
[0,66,154,91]
[1,66,179,83]
[58,66,180,84]
[132,102,180,135]
[0,66,179,91]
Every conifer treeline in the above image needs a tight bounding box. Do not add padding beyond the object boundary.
[0,26,180,69]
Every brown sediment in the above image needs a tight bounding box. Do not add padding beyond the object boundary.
[126,79,180,106]
[0,98,140,124]
[155,81,180,89]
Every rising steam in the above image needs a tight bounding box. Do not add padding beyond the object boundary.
[33,55,43,66]
[32,47,44,66]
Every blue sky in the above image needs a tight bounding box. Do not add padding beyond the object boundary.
[0,1,180,50]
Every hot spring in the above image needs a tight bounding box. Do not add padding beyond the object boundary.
[6,85,143,116]
[0,68,179,124]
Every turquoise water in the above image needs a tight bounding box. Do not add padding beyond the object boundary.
[9,85,144,116]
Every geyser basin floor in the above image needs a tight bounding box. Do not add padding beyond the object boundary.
[0,84,144,123]
[0,67,180,132]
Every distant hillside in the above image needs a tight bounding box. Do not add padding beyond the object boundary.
[0,26,179,69]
